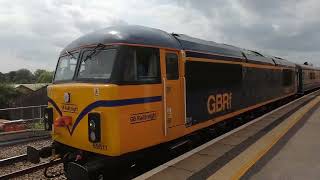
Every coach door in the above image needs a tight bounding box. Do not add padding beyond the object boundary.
[161,50,184,135]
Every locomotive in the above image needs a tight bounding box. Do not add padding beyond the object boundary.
[27,25,320,179]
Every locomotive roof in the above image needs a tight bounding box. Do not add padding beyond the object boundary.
[172,34,245,59]
[241,49,275,65]
[61,25,295,67]
[61,25,181,53]
[271,56,296,68]
[296,64,320,71]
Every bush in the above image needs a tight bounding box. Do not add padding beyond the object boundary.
[37,71,53,83]
[0,83,18,108]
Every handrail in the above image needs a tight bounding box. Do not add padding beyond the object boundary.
[163,77,167,136]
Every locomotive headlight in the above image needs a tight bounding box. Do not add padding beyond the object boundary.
[89,119,97,142]
[88,113,101,143]
[90,131,97,142]
[89,120,96,130]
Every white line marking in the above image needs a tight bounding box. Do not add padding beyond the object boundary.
[133,90,320,180]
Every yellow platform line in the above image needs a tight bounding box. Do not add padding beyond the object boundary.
[207,95,320,180]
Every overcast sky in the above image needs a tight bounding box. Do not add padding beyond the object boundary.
[0,0,319,72]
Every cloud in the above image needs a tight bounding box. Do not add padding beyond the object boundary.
[0,0,319,72]
[177,0,320,64]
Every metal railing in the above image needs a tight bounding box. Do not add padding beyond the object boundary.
[0,105,48,131]
[0,105,47,120]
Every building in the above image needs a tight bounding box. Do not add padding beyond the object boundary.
[14,83,49,94]
[7,83,49,120]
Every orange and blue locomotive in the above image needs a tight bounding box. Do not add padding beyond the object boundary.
[27,25,320,179]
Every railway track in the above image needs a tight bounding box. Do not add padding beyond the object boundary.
[0,130,50,147]
[0,159,62,180]
[0,131,54,179]
[0,135,51,147]
[0,154,27,167]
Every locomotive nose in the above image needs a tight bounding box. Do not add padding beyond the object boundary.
[48,83,118,155]
[54,116,72,127]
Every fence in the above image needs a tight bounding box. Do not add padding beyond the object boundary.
[0,105,48,131]
[0,105,47,120]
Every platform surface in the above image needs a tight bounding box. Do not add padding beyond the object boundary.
[247,105,320,179]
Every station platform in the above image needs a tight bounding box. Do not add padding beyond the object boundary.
[134,90,320,180]
[245,99,320,180]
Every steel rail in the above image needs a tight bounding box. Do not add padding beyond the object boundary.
[0,154,27,166]
[0,159,62,180]
[0,134,51,148]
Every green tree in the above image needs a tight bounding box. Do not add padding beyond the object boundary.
[12,69,34,83]
[0,72,5,83]
[37,71,53,83]
[0,83,17,108]
[34,69,46,81]
[6,71,17,83]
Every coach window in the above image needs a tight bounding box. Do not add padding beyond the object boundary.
[166,53,179,80]
[310,72,315,79]
[283,69,293,86]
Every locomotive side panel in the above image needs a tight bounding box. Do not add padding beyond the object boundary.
[185,58,296,126]
[117,84,165,155]
[185,60,242,125]
[298,65,320,93]
[303,69,320,91]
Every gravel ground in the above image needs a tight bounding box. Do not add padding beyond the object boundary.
[0,161,34,176]
[0,160,67,179]
[0,139,68,179]
[11,163,67,180]
[0,139,52,159]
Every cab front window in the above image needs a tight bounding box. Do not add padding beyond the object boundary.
[54,52,79,82]
[77,48,117,81]
[53,46,161,84]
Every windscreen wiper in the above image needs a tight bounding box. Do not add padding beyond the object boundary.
[83,43,106,62]
[65,50,77,59]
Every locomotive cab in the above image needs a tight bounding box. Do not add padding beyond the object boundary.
[35,26,188,178]
[47,44,185,156]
